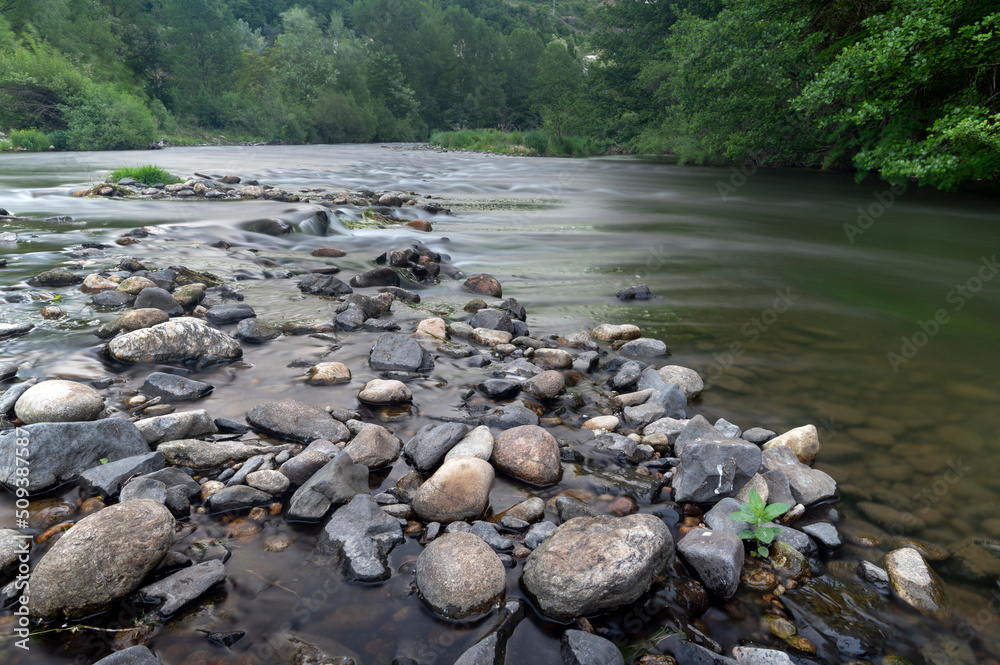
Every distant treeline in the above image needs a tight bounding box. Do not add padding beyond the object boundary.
[1,0,997,189]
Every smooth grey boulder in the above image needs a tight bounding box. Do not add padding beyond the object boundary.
[673,414,729,456]
[95,308,171,339]
[522,514,673,620]
[106,318,242,364]
[656,365,704,400]
[672,439,762,504]
[743,427,776,444]
[78,452,165,498]
[492,424,561,486]
[134,287,182,316]
[137,559,226,615]
[0,362,18,382]
[287,452,369,521]
[28,500,174,619]
[618,338,668,357]
[315,493,404,582]
[416,532,506,620]
[92,646,160,665]
[0,380,35,416]
[678,528,744,599]
[403,422,470,473]
[90,290,135,309]
[715,418,742,439]
[134,409,218,445]
[482,402,540,428]
[608,360,645,390]
[278,449,332,486]
[369,333,434,373]
[156,439,260,468]
[120,477,168,504]
[561,629,625,665]
[802,522,841,549]
[141,372,213,401]
[247,399,350,443]
[14,379,105,424]
[453,599,525,665]
[205,485,274,513]
[206,303,256,325]
[0,420,150,493]
[344,424,401,468]
[761,445,836,506]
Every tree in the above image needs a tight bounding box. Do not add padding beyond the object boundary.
[531,40,582,141]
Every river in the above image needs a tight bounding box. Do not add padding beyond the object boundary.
[1,144,999,664]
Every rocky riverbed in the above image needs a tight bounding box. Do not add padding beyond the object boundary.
[1,166,999,665]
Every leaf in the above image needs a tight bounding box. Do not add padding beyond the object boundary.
[99,457,109,464]
[730,509,755,523]
[747,488,765,512]
[762,503,791,521]
[758,526,781,544]
[758,545,769,557]
[738,529,754,540]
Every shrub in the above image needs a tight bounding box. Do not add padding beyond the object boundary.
[524,130,548,154]
[108,164,181,186]
[10,128,50,151]
[55,83,157,151]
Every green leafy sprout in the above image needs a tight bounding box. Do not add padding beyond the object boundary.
[730,489,791,558]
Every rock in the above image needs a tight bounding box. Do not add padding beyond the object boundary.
[30,267,82,287]
[134,409,217,445]
[470,308,513,333]
[761,424,820,465]
[941,538,1000,581]
[304,362,351,386]
[732,647,795,665]
[801,522,841,548]
[90,290,135,309]
[156,439,260,468]
[616,284,653,300]
[672,439,762,503]
[316,494,404,582]
[312,247,346,257]
[657,366,704,399]
[857,560,891,592]
[704,497,749,535]
[492,425,561,486]
[96,308,170,339]
[91,646,160,665]
[78,452,165,499]
[471,328,512,347]
[358,378,411,404]
[298,273,353,296]
[0,381,34,416]
[117,276,157,294]
[591,323,642,341]
[660,637,738,665]
[760,446,836,507]
[414,317,447,342]
[742,427,775,444]
[412,457,494,523]
[453,599,525,665]
[0,362,18,382]
[0,528,29,571]
[344,424,401,469]
[483,402,540,428]
[677,528,744,598]
[525,521,558,549]
[172,283,206,308]
[619,338,668,357]
[107,317,242,364]
[0,322,34,339]
[205,485,274,513]
[350,267,400,288]
[782,576,890,660]
[287,452,369,521]
[464,274,502,298]
[505,497,545,524]
[14,379,105,424]
[404,422,470,473]
[761,468,795,506]
[141,372,213,401]
[28,500,173,619]
[134,287,182,316]
[735,473,769,504]
[445,425,494,462]
[247,399,349,443]
[714,418,742,439]
[583,415,619,431]
[120,477,167,504]
[556,496,597,522]
[369,333,433,373]
[206,303,256,325]
[416,532,506,619]
[80,274,119,293]
[236,317,279,343]
[523,370,565,400]
[247,469,291,494]
[561,630,625,665]
[522,514,674,620]
[0,420,150,493]
[478,378,521,399]
[885,547,949,618]
[137,558,226,615]
[532,348,573,370]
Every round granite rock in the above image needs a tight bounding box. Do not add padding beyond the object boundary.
[14,380,105,424]
[416,532,505,620]
[492,425,561,486]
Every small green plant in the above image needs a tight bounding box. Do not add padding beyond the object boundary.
[99,457,108,464]
[108,164,182,186]
[524,130,548,154]
[10,129,51,152]
[730,489,791,557]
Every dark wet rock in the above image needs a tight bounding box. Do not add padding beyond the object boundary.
[742,427,776,444]
[478,378,521,400]
[885,547,949,618]
[492,425,560,486]
[214,417,248,434]
[134,287,182,316]
[369,333,434,373]
[714,418,742,439]
[236,317,280,343]
[344,423,402,468]
[525,520,557,549]
[156,439,259,468]
[673,414,727,456]
[704,497,749,535]
[14,379,105,424]
[298,273,353,296]
[416,531,506,620]
[619,338,668,357]
[412,457,493,524]
[287,452,369,521]
[782,576,890,660]
[498,297,526,321]
[247,399,350,443]
[672,438,762,504]
[660,637,738,665]
[761,468,795,506]
[470,308,513,334]
[761,445,836,506]
[137,558,226,615]
[91,645,160,665]
[857,560,890,593]
[608,359,646,390]
[802,522,841,549]
[141,467,201,499]
[464,273,502,298]
[555,496,597,522]
[0,362,18,382]
[29,267,82,287]
[0,380,34,417]
[350,267,400,288]
[28,500,173,619]
[134,409,217,444]
[379,285,420,303]
[316,493,404,582]
[336,303,366,331]
[773,525,817,555]
[206,303,256,325]
[453,599,525,665]
[561,629,625,665]
[0,322,35,339]
[470,521,513,551]
[278,449,333,486]
[0,420,149,493]
[522,514,674,620]
[523,370,564,400]
[120,477,167,504]
[107,317,242,364]
[96,308,170,339]
[90,290,135,309]
[78,452,165,498]
[941,538,1000,581]
[403,422,470,473]
[617,284,653,300]
[678,528,744,599]
[205,485,273,513]
[141,372,213,401]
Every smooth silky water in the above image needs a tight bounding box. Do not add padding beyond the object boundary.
[1,145,999,663]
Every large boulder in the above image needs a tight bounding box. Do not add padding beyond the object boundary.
[316,493,404,582]
[28,500,174,619]
[247,399,350,443]
[416,532,506,620]
[492,425,561,486]
[522,514,674,620]
[14,380,105,424]
[411,457,494,523]
[672,438,762,504]
[0,420,150,493]
[106,317,242,364]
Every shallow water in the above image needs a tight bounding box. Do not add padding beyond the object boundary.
[1,144,999,664]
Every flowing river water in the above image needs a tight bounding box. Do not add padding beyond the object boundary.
[1,144,999,664]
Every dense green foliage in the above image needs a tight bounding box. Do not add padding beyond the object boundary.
[0,0,996,187]
[108,164,182,185]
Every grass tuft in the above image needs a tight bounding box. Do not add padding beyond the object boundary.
[108,164,182,186]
